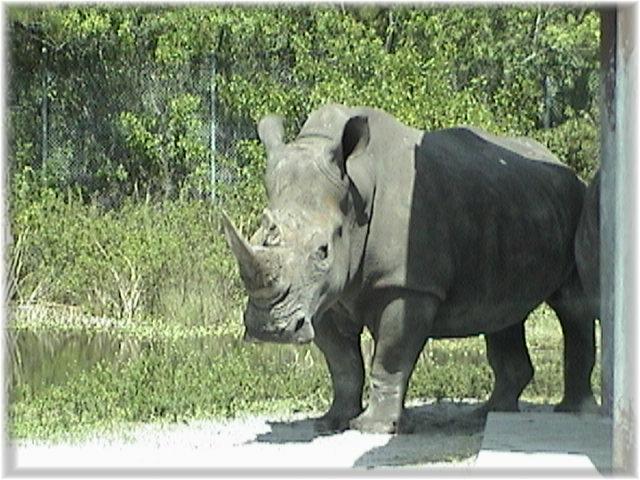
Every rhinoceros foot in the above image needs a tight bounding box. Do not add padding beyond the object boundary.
[313,415,349,433]
[554,395,600,414]
[349,409,400,434]
[314,406,362,433]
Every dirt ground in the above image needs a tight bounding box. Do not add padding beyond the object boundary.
[9,399,494,473]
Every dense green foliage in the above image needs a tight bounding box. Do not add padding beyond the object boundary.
[8,5,601,315]
[7,6,601,441]
[10,5,599,203]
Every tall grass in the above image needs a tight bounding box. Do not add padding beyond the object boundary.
[8,302,601,442]
[9,183,249,328]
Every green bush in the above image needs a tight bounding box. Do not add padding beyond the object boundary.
[9,167,259,326]
[534,116,599,182]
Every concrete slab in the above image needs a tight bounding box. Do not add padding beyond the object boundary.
[476,412,612,475]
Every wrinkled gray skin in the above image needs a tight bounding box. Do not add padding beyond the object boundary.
[222,104,598,434]
[575,170,600,320]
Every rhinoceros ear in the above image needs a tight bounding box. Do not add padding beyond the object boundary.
[338,116,370,175]
[257,114,285,154]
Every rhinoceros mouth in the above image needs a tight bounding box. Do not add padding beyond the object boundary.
[244,291,315,344]
[244,313,314,344]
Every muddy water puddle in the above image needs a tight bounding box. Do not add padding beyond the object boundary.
[6,328,240,401]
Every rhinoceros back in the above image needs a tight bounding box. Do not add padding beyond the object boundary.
[360,116,585,336]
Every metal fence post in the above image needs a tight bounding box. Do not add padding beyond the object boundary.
[41,46,49,170]
[210,52,217,203]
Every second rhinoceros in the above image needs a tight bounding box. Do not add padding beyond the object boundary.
[575,170,601,320]
[222,104,598,434]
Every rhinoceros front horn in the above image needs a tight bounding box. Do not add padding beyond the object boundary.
[221,211,279,296]
[221,211,261,282]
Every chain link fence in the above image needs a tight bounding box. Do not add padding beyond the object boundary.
[10,46,253,207]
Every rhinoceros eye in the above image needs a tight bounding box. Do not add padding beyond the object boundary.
[315,244,329,261]
[260,211,281,246]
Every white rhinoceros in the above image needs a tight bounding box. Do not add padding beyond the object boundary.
[223,104,598,434]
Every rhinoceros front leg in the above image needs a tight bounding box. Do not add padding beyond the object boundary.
[313,308,364,433]
[350,295,437,434]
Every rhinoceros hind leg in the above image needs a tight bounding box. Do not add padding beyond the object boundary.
[313,308,364,433]
[547,269,598,413]
[482,321,533,413]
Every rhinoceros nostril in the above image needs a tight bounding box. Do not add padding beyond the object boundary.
[294,317,306,332]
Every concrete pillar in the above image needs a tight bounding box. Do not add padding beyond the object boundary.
[600,6,637,474]
[611,6,636,474]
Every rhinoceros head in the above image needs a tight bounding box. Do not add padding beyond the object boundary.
[222,106,370,344]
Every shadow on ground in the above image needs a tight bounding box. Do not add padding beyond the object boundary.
[253,400,489,445]
[353,400,487,468]
[353,401,558,468]
[250,399,558,468]
[252,417,328,444]
[250,400,489,466]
